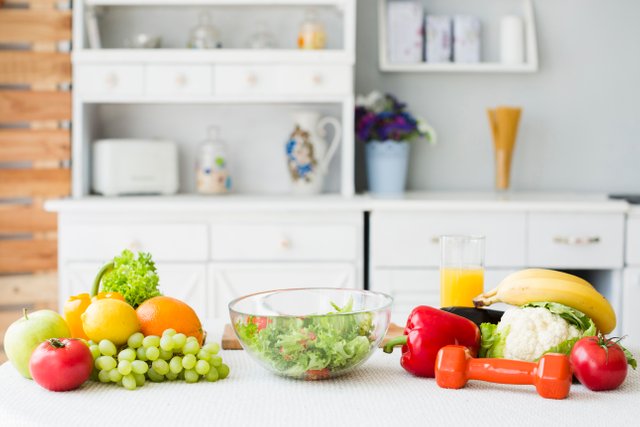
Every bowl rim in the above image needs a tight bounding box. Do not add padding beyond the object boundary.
[228,287,394,318]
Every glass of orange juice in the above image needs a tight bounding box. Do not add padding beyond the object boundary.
[440,235,485,307]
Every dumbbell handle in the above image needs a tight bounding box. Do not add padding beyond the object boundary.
[467,358,536,385]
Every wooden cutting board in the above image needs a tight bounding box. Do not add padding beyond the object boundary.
[222,322,404,350]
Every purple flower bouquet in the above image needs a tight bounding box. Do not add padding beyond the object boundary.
[355,92,436,143]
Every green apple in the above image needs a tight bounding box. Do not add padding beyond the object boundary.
[3,309,71,379]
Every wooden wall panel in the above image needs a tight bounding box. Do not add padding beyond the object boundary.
[0,52,71,85]
[0,168,71,197]
[0,129,70,162]
[0,204,57,233]
[0,239,57,273]
[0,10,72,43]
[0,91,71,123]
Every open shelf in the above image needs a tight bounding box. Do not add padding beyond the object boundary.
[378,0,539,73]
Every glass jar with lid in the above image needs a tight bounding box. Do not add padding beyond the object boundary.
[187,12,222,49]
[196,127,231,194]
[297,9,326,50]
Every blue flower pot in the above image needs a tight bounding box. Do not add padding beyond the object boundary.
[365,140,410,195]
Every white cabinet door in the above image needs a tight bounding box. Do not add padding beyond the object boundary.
[208,263,356,318]
[623,269,640,349]
[61,262,207,319]
[371,268,515,324]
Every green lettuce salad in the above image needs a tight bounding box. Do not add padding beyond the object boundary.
[235,298,375,379]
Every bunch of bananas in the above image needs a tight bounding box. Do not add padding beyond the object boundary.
[473,269,616,334]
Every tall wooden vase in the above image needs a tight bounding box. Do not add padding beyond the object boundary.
[487,106,522,191]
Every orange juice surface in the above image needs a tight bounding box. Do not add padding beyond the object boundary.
[440,268,484,307]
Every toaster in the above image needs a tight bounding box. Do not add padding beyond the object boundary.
[92,139,179,196]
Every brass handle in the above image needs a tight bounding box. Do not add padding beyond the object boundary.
[128,240,142,252]
[553,236,601,246]
[431,236,441,245]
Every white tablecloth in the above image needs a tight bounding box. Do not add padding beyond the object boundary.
[1,324,639,426]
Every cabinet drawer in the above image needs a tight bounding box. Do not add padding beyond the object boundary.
[622,269,640,348]
[60,223,208,261]
[371,212,526,268]
[210,223,358,261]
[146,65,212,96]
[75,65,143,96]
[626,216,640,266]
[214,65,279,95]
[284,65,351,95]
[528,213,624,268]
[209,263,356,318]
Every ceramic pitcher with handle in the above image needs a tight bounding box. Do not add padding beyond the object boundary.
[285,111,342,194]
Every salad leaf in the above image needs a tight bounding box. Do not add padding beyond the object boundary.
[99,249,161,308]
[479,323,509,358]
[235,298,375,378]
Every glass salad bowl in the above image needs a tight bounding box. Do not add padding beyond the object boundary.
[229,288,393,380]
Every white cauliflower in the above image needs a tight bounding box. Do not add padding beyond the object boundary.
[480,302,596,362]
[498,307,581,362]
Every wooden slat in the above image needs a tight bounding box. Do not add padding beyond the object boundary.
[0,91,71,123]
[0,10,71,43]
[0,129,70,162]
[0,168,70,197]
[0,272,58,307]
[0,204,57,233]
[2,0,67,6]
[0,239,57,273]
[0,52,70,86]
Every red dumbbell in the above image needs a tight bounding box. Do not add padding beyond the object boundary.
[435,345,572,400]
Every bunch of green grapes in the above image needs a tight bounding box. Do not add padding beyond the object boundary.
[87,328,230,390]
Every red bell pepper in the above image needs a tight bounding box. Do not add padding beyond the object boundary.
[383,306,480,378]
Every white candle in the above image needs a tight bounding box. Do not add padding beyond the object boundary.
[500,15,525,64]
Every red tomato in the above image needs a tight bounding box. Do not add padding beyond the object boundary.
[570,336,628,391]
[29,338,93,392]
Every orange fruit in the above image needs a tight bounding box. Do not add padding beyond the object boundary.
[136,296,204,344]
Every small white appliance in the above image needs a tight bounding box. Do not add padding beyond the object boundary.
[92,139,179,196]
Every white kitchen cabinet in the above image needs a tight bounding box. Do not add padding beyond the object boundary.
[60,222,209,262]
[528,213,625,269]
[208,263,356,318]
[60,262,208,319]
[622,269,640,348]
[371,212,527,268]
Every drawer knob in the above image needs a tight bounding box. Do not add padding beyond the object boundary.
[105,72,119,88]
[553,236,601,246]
[280,238,292,250]
[311,74,324,85]
[431,236,441,245]
[246,73,258,86]
[175,73,188,87]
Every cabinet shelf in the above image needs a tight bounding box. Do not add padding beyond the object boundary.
[85,0,350,6]
[378,0,539,73]
[73,49,353,65]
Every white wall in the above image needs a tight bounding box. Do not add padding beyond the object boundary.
[355,0,640,193]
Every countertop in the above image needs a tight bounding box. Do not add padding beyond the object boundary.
[1,321,638,426]
[45,192,629,213]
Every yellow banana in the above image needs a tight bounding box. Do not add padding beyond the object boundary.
[474,269,616,334]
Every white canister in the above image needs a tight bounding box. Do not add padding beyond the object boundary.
[196,127,231,194]
[500,15,525,64]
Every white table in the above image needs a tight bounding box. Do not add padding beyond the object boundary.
[1,327,639,426]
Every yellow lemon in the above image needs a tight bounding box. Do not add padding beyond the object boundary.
[81,299,140,346]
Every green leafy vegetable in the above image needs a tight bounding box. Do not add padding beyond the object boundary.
[235,297,375,378]
[479,323,509,358]
[97,249,161,308]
